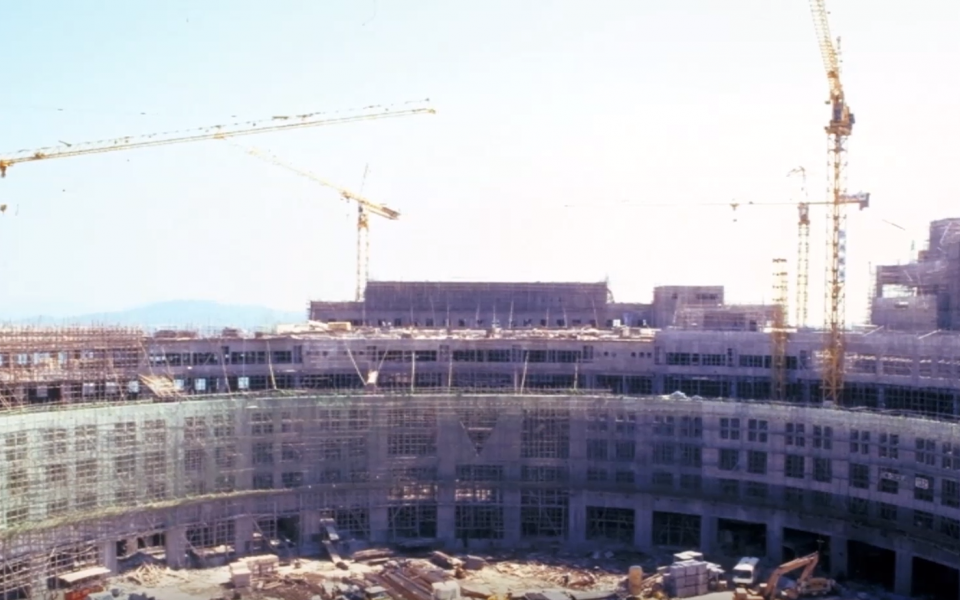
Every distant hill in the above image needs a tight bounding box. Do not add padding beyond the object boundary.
[11,300,305,330]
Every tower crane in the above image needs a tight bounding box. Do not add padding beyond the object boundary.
[227,141,400,302]
[0,100,435,178]
[809,0,856,405]
[566,192,870,329]
[788,166,812,328]
[728,192,870,329]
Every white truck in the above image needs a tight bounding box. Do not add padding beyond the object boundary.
[732,556,761,587]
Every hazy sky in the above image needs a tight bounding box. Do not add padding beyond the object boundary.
[0,0,957,325]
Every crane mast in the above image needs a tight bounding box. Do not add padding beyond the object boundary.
[809,0,855,405]
[227,141,399,302]
[788,167,811,328]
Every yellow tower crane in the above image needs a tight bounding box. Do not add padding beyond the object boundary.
[227,141,400,302]
[788,166,811,328]
[0,100,435,178]
[727,192,870,329]
[809,0,856,405]
[566,192,869,332]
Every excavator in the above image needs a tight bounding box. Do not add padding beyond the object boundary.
[734,552,835,600]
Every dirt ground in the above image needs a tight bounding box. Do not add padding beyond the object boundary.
[106,547,898,600]
[109,547,650,600]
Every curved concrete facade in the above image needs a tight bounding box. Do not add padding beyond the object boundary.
[1,393,958,597]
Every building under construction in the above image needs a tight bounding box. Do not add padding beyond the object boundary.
[1,288,960,599]
[871,217,960,332]
[308,281,780,332]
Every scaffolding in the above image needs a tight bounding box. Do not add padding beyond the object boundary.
[771,258,789,401]
[0,326,145,409]
[0,325,959,597]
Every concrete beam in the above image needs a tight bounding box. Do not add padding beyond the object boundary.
[895,549,912,597]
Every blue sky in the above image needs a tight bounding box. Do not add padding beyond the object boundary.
[0,0,957,325]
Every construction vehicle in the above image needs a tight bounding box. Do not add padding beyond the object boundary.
[732,556,762,587]
[753,552,835,600]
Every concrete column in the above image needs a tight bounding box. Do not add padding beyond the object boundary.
[651,375,664,395]
[100,540,118,574]
[234,516,256,557]
[877,386,886,409]
[165,525,187,569]
[700,515,717,555]
[29,557,47,600]
[369,505,389,544]
[633,507,653,551]
[568,491,587,547]
[894,549,912,597]
[300,509,322,551]
[765,515,784,563]
[503,490,521,545]
[829,534,847,579]
[437,487,457,547]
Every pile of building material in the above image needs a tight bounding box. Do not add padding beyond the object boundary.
[229,554,279,589]
[125,564,165,587]
[430,550,464,570]
[432,580,462,600]
[662,551,725,598]
[88,593,156,600]
[229,560,251,589]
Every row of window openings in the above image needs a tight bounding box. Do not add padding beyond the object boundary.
[643,475,960,531]
[19,422,960,478]
[11,495,959,541]
[718,422,960,468]
[0,350,134,367]
[21,444,955,495]
[13,455,957,508]
[334,318,630,328]
[665,352,805,370]
[147,349,302,367]
[848,355,960,376]
[321,348,653,363]
[18,453,959,502]
[15,380,143,399]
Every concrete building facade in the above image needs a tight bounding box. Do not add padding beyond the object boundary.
[308,282,779,331]
[4,326,960,416]
[872,217,960,332]
[0,394,958,598]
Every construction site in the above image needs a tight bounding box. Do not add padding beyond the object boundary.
[0,301,959,600]
[2,1,959,600]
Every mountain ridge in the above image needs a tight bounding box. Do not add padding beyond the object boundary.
[6,299,305,330]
